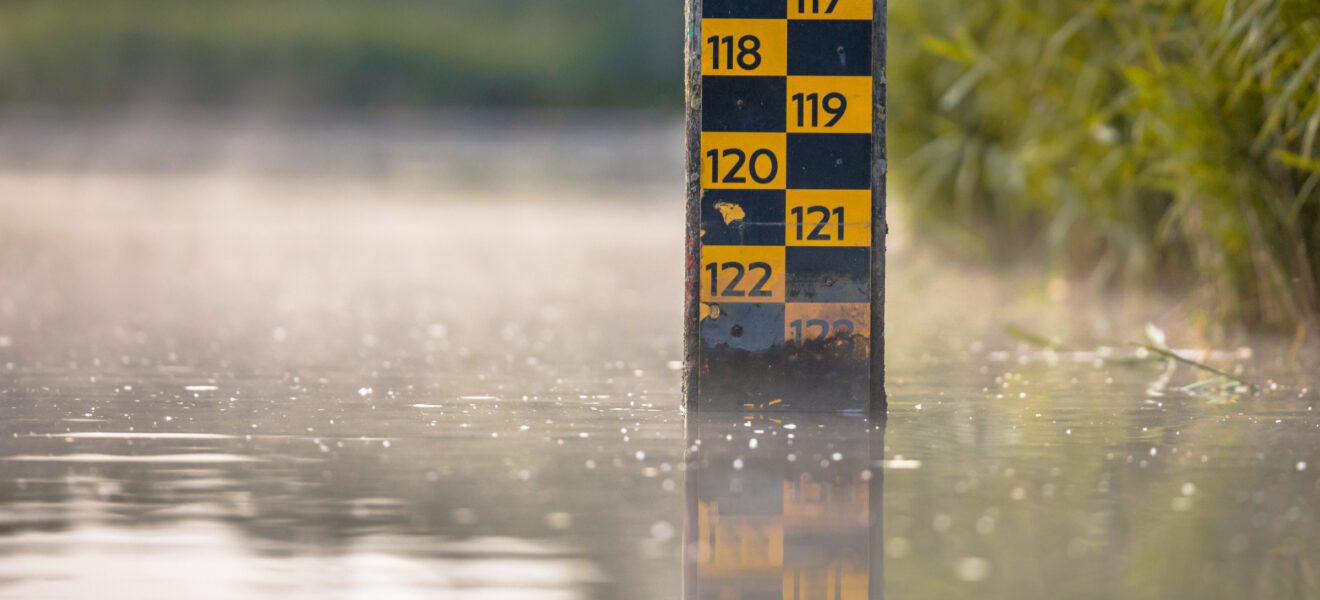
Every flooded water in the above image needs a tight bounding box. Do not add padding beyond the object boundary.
[1,117,1318,599]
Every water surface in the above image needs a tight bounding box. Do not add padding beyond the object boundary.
[1,120,1317,599]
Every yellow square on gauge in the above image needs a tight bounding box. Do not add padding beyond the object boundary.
[787,0,872,20]
[785,190,871,247]
[700,246,786,303]
[701,19,787,77]
[700,133,787,190]
[786,76,872,133]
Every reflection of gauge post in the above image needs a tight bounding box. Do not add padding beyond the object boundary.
[683,413,886,599]
[683,0,888,413]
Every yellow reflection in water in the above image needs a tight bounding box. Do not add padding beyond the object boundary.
[686,413,884,600]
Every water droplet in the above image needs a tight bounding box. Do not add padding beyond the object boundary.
[886,537,911,558]
[650,521,674,542]
[546,512,572,530]
[451,508,477,525]
[955,557,992,582]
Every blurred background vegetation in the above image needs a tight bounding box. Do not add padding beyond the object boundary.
[1,0,1317,329]
[0,0,678,107]
[891,0,1320,331]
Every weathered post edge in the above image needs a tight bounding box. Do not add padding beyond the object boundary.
[682,0,888,416]
[870,0,889,416]
[681,0,704,416]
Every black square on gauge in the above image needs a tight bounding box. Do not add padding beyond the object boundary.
[786,247,869,302]
[703,0,786,18]
[788,20,872,76]
[699,302,786,355]
[702,76,786,133]
[699,302,788,410]
[700,190,786,246]
[787,134,871,189]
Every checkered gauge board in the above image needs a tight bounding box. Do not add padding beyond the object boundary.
[694,0,878,411]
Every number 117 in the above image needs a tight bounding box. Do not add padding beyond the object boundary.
[797,0,839,14]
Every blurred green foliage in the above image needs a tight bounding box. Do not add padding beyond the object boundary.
[891,0,1320,328]
[0,0,678,107]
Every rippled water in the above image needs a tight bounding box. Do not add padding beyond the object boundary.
[1,124,1318,599]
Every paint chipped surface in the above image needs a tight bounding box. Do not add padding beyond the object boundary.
[713,201,746,225]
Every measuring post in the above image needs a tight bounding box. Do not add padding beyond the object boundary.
[684,0,886,413]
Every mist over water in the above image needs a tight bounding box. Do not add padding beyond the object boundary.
[1,115,1317,599]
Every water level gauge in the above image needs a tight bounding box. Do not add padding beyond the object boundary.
[684,0,887,413]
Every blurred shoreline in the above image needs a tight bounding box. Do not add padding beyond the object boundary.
[0,109,683,193]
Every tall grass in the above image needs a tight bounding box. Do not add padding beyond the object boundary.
[891,0,1320,329]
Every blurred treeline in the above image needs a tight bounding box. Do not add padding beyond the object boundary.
[3,0,1318,328]
[0,0,679,107]
[891,0,1320,329]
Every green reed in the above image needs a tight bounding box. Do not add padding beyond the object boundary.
[891,0,1320,328]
